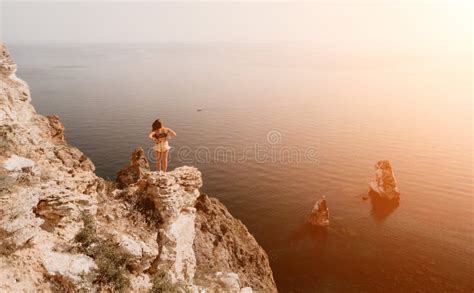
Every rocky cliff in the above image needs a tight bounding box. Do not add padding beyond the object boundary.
[0,44,276,292]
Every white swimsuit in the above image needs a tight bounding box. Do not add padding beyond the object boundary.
[153,128,171,152]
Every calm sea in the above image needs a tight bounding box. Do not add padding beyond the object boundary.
[10,44,472,292]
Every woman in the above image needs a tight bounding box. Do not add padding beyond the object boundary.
[148,119,176,172]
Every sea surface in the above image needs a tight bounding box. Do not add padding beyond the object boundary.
[10,44,473,292]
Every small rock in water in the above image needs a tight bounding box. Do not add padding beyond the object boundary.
[309,196,330,227]
[369,160,400,201]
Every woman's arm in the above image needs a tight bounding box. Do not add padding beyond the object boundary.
[148,131,155,140]
[166,128,177,137]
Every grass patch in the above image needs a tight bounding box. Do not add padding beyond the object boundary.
[133,194,163,225]
[0,228,32,256]
[118,190,163,227]
[150,272,188,293]
[96,179,118,203]
[104,179,118,193]
[0,228,16,256]
[44,273,77,293]
[75,212,132,291]
[74,212,98,249]
[91,239,131,291]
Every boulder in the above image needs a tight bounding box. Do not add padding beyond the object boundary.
[33,191,97,233]
[309,196,330,227]
[369,160,400,201]
[110,232,158,273]
[41,252,97,282]
[116,146,150,188]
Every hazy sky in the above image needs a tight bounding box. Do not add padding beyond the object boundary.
[1,1,472,52]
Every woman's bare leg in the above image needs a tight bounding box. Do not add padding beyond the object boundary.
[160,150,169,172]
[155,151,162,171]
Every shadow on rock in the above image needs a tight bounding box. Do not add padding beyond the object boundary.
[369,190,399,223]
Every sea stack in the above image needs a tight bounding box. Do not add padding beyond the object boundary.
[309,196,330,227]
[369,160,400,201]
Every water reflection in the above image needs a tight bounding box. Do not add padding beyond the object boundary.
[288,222,329,244]
[369,190,400,223]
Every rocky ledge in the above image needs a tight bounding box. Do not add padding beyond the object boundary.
[0,44,277,292]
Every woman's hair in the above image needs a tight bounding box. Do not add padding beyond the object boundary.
[152,119,163,131]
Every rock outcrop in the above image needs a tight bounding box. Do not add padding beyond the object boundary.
[116,146,150,188]
[0,43,277,292]
[139,167,202,284]
[308,196,330,227]
[369,160,400,201]
[194,194,277,291]
[46,114,66,144]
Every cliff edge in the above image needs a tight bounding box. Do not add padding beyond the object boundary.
[0,44,276,292]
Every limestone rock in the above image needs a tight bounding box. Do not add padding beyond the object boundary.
[110,231,158,273]
[141,167,201,284]
[46,115,66,144]
[54,145,95,172]
[129,273,152,291]
[217,272,241,291]
[116,146,150,188]
[1,155,38,188]
[3,154,35,172]
[309,196,330,227]
[0,44,17,77]
[42,251,97,281]
[193,194,277,292]
[194,271,256,292]
[33,191,97,234]
[0,44,33,124]
[369,160,400,201]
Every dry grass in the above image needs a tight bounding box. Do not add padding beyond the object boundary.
[0,228,32,256]
[44,273,77,293]
[103,180,118,197]
[0,228,16,256]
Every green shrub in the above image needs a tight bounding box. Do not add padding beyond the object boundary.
[74,212,98,250]
[92,239,131,291]
[74,212,131,291]
[150,273,188,293]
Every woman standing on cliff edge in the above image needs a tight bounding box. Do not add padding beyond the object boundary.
[148,119,176,172]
